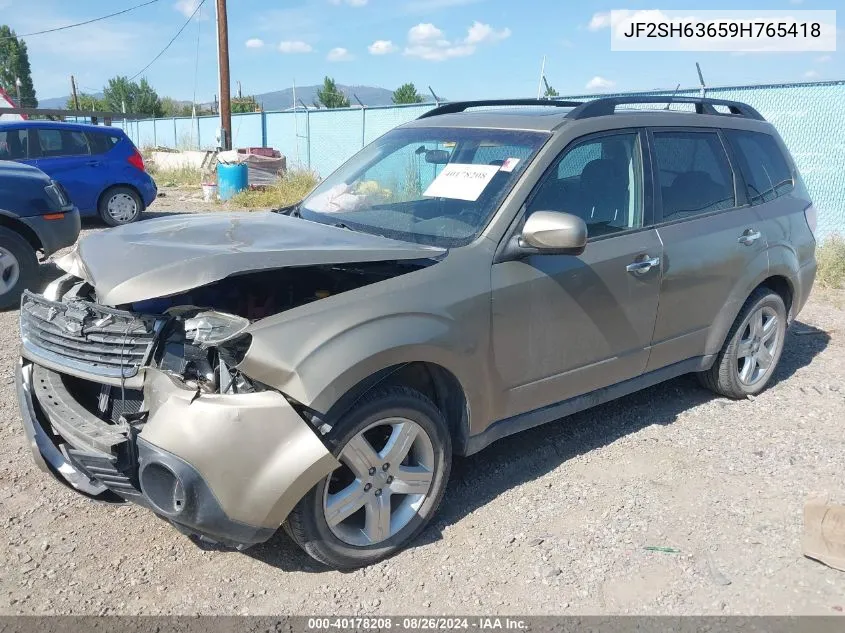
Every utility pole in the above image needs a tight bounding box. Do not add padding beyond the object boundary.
[215,0,232,150]
[70,75,80,110]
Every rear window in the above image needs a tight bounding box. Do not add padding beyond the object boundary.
[724,130,794,204]
[652,131,736,222]
[86,131,121,155]
[0,128,28,160]
[36,128,90,157]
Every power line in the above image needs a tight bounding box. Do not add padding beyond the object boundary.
[130,0,206,81]
[1,0,161,40]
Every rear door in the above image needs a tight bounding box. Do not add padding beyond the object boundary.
[646,128,766,371]
[0,126,33,163]
[32,127,97,211]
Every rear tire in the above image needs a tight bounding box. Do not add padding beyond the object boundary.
[98,186,142,226]
[0,227,38,310]
[698,288,787,399]
[285,386,452,569]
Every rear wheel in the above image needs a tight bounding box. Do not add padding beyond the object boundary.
[698,288,787,398]
[285,386,452,569]
[99,186,142,226]
[0,227,38,310]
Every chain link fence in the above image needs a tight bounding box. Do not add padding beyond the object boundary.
[118,80,845,238]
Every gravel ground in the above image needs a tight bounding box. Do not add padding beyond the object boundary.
[1,190,843,615]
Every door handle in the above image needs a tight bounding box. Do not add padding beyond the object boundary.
[738,230,762,246]
[86,160,101,167]
[626,256,660,275]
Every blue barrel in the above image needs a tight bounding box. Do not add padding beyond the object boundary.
[217,163,248,200]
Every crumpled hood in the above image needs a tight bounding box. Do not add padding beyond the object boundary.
[56,212,444,306]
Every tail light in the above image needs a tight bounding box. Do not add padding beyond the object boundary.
[804,204,818,240]
[127,148,146,172]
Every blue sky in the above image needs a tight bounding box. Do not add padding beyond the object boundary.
[2,0,842,103]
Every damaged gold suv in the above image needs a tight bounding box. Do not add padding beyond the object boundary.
[16,98,817,569]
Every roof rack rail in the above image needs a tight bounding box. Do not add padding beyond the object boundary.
[565,96,765,121]
[417,98,584,119]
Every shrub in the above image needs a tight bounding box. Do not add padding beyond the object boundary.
[229,168,320,209]
[816,234,845,289]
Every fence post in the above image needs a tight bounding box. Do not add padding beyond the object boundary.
[196,118,201,150]
[306,109,311,170]
[173,118,178,148]
[261,111,268,148]
[361,107,366,148]
[153,119,157,147]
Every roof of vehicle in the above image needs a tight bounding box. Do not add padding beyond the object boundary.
[0,120,125,134]
[401,97,775,134]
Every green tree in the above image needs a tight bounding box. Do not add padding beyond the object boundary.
[66,93,105,111]
[231,96,258,113]
[315,76,349,109]
[392,82,424,104]
[0,25,38,108]
[543,81,559,98]
[393,83,424,104]
[102,75,163,116]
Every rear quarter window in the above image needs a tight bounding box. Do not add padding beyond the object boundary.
[724,129,794,204]
[86,131,120,155]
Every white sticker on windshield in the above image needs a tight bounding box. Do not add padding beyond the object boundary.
[500,157,520,173]
[423,164,500,202]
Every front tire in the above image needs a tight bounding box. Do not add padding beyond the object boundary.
[99,186,142,226]
[285,386,452,569]
[0,227,38,310]
[698,287,787,399]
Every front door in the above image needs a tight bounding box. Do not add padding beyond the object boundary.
[491,130,662,419]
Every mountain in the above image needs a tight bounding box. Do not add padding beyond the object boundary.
[255,85,395,110]
[38,85,397,113]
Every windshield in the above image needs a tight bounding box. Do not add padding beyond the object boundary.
[299,127,549,247]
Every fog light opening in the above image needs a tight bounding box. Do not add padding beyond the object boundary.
[140,462,185,516]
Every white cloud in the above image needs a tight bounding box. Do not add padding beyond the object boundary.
[245,38,265,49]
[174,0,205,18]
[586,76,616,91]
[404,21,510,61]
[327,47,354,61]
[368,40,397,55]
[804,69,819,78]
[588,12,611,31]
[408,23,445,43]
[465,21,511,45]
[329,0,368,5]
[278,40,313,53]
[816,54,832,63]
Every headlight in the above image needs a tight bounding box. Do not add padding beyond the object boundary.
[183,311,249,347]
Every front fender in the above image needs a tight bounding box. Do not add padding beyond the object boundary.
[240,310,486,420]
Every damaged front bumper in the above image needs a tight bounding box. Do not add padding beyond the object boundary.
[16,358,339,548]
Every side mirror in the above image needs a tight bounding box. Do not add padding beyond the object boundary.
[518,211,588,256]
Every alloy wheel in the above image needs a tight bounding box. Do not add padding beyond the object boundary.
[322,417,435,547]
[736,305,781,387]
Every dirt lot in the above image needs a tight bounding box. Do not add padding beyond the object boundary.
[1,191,844,615]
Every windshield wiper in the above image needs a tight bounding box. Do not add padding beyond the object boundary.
[333,221,352,230]
[273,202,301,217]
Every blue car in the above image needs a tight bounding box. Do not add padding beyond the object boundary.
[0,121,156,226]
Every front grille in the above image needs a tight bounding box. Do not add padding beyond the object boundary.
[67,449,141,496]
[20,291,161,380]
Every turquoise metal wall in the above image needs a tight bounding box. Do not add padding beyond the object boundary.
[121,80,844,238]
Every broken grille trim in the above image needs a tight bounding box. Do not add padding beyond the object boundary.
[20,291,163,382]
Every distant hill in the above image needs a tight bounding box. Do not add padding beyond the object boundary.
[39,84,398,113]
[255,84,395,110]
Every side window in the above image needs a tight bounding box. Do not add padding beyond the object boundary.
[0,129,28,160]
[86,132,114,155]
[527,132,644,237]
[37,129,90,158]
[652,131,736,222]
[724,130,794,204]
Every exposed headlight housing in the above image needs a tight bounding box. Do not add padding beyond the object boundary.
[183,311,250,347]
